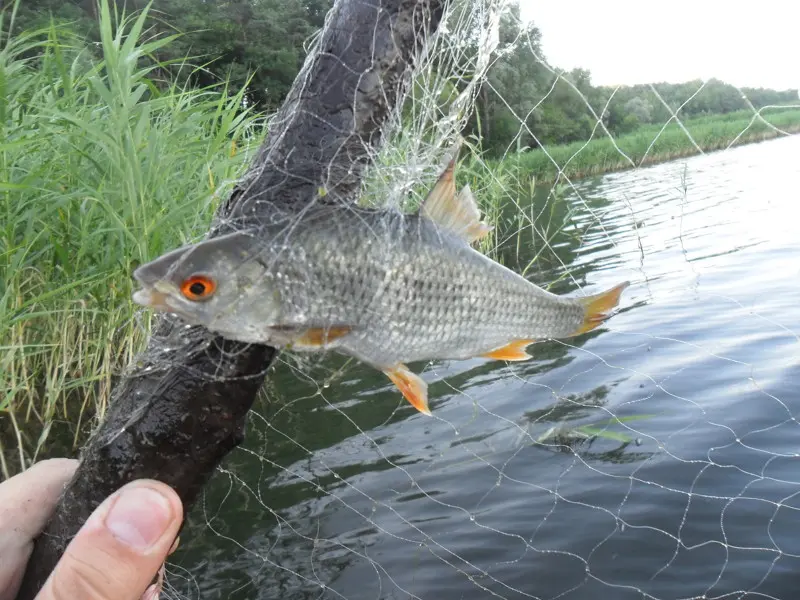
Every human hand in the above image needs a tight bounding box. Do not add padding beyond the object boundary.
[0,458,183,600]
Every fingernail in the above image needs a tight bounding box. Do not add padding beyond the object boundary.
[105,486,173,551]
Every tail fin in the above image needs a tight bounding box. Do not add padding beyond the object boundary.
[571,281,630,336]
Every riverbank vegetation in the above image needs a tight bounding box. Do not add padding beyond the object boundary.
[483,107,800,184]
[0,4,264,475]
[11,1,798,154]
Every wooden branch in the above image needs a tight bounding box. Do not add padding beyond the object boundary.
[17,0,445,596]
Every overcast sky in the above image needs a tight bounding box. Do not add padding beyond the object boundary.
[518,1,799,92]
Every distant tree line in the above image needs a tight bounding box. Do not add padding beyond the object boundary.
[10,0,330,108]
[11,0,798,155]
[463,3,798,154]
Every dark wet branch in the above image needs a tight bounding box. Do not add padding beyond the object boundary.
[17,0,445,596]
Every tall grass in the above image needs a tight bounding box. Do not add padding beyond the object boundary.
[485,107,800,184]
[0,1,264,475]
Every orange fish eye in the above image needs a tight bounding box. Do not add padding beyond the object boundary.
[180,275,216,301]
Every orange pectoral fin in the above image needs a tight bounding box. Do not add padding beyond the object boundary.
[288,326,353,349]
[383,364,431,416]
[480,339,535,361]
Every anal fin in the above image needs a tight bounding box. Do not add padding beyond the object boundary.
[481,339,535,361]
[383,364,431,416]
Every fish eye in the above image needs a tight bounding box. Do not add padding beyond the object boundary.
[180,274,216,301]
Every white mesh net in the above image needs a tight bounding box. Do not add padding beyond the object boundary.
[140,1,800,598]
[7,0,800,598]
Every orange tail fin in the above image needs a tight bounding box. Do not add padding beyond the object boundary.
[571,281,630,336]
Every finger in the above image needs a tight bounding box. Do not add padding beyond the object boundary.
[0,458,78,600]
[168,536,180,555]
[139,564,165,600]
[36,479,183,600]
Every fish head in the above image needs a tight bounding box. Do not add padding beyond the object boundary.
[132,231,282,341]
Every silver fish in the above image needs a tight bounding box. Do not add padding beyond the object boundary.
[132,156,629,415]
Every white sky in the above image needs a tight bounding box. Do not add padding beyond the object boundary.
[518,1,800,92]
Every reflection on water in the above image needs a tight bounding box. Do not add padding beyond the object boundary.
[169,135,800,599]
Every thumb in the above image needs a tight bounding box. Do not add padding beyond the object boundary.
[36,480,183,600]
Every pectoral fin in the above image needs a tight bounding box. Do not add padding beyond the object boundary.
[383,364,431,416]
[481,339,535,361]
[271,325,353,349]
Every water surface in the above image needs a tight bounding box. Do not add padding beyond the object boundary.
[170,135,800,600]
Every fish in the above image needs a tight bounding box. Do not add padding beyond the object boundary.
[132,152,629,416]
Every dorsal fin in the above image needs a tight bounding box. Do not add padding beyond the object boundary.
[420,156,493,244]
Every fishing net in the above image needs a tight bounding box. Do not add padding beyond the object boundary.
[9,0,800,598]
[135,0,800,597]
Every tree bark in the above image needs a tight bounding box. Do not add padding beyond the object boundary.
[17,0,445,596]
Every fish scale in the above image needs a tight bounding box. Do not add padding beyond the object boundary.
[259,206,585,365]
[132,152,629,416]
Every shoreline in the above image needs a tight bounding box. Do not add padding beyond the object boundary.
[493,121,800,185]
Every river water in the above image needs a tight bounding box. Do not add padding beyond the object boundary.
[170,135,800,600]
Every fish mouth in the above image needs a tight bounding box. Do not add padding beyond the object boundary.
[132,287,172,312]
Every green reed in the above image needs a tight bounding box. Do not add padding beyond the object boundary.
[0,0,264,475]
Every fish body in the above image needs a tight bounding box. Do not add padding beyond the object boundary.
[133,155,628,415]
